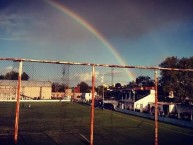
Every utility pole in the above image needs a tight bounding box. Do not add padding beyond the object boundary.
[101,75,104,110]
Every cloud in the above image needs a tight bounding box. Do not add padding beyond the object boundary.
[1,0,193,42]
[0,66,18,75]
[63,0,193,39]
[0,2,37,41]
[0,13,29,41]
[0,36,24,41]
[72,70,126,86]
[73,72,94,82]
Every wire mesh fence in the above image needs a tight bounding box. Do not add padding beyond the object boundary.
[0,58,193,145]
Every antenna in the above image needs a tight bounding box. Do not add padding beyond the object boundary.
[62,64,70,88]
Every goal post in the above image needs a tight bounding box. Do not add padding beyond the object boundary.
[14,61,22,144]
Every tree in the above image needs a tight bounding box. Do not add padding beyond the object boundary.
[21,72,30,80]
[4,71,18,80]
[78,82,91,93]
[52,83,68,92]
[0,75,4,79]
[159,56,193,102]
[126,76,154,89]
[126,81,137,88]
[136,76,154,87]
[2,71,30,80]
[115,83,122,88]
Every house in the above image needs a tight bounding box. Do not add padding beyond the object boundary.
[118,100,134,110]
[65,88,73,98]
[134,90,155,112]
[81,92,97,102]
[148,102,177,116]
[51,92,65,99]
[118,90,155,112]
[0,80,52,100]
[72,93,82,102]
[51,88,73,100]
[72,86,82,101]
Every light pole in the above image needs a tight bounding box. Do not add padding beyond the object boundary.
[101,75,104,110]
[102,84,105,110]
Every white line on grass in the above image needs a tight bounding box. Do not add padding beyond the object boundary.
[79,133,90,143]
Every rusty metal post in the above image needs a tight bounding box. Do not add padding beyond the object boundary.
[90,65,95,145]
[154,70,158,145]
[14,61,22,144]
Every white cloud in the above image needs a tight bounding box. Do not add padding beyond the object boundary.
[0,66,18,75]
[0,9,31,41]
[74,72,92,82]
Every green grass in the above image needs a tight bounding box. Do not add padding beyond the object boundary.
[0,102,193,145]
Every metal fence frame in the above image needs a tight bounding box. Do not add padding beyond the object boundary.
[1,58,193,145]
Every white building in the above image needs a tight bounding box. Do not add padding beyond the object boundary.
[134,90,155,112]
[0,80,52,100]
[119,90,155,112]
[81,92,97,102]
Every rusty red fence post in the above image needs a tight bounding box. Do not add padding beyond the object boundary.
[154,70,158,145]
[90,65,95,145]
[14,61,22,144]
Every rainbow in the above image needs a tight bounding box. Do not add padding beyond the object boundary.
[44,0,136,81]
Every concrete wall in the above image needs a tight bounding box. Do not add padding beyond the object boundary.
[0,86,51,100]
[0,86,16,100]
[22,87,40,99]
[116,108,193,129]
[23,86,52,99]
[41,87,52,99]
[0,80,52,100]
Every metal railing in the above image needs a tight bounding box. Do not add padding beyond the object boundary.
[0,58,193,145]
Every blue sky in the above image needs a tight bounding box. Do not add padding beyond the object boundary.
[0,0,193,66]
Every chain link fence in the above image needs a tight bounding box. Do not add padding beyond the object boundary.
[0,58,193,145]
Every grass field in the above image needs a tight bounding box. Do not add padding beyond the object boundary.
[0,102,193,145]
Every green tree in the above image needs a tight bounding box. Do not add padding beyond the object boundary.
[21,72,30,80]
[115,83,122,88]
[126,81,137,88]
[52,83,68,92]
[0,75,4,79]
[78,82,91,93]
[4,71,30,80]
[4,71,18,80]
[159,56,193,102]
[136,76,154,87]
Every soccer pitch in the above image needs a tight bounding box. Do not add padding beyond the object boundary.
[0,102,193,145]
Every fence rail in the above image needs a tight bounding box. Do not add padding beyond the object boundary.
[0,58,193,145]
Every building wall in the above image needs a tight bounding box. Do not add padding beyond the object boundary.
[81,93,96,102]
[134,90,155,112]
[65,89,72,97]
[0,81,52,100]
[22,87,40,99]
[41,87,52,99]
[0,86,16,100]
[51,92,65,99]
[22,87,52,100]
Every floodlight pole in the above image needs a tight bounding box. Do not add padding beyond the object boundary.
[154,70,158,145]
[101,74,104,110]
[102,84,104,110]
[14,61,22,144]
[90,65,95,145]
